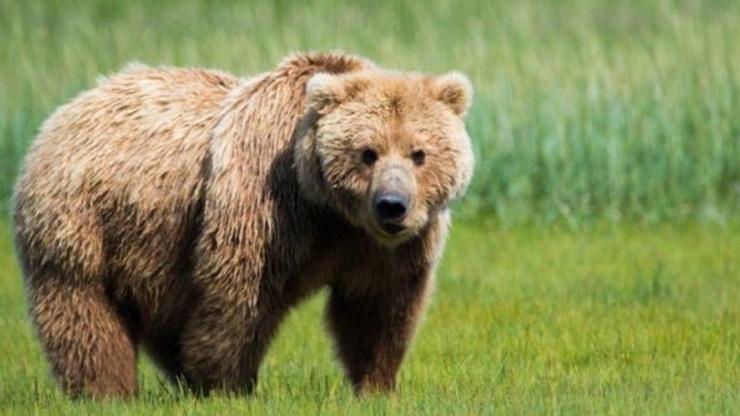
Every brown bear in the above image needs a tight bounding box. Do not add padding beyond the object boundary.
[13,52,474,398]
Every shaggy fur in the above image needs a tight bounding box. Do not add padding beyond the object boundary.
[13,52,474,398]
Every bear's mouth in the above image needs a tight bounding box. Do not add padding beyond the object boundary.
[369,221,413,246]
[379,222,406,235]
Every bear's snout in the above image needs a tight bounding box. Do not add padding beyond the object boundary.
[371,164,416,235]
[374,191,409,231]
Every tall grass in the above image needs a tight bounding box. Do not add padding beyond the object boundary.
[1,0,739,224]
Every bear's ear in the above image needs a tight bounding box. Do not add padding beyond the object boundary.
[305,73,367,115]
[305,73,348,115]
[432,71,473,117]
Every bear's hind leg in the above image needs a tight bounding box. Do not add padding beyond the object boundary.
[29,276,138,399]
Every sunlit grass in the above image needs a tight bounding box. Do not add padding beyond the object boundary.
[0,220,738,414]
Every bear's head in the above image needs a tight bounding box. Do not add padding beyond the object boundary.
[294,69,474,246]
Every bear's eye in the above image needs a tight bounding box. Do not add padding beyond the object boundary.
[411,149,426,166]
[361,148,378,166]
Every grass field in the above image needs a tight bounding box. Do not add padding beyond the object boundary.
[1,0,740,414]
[0,221,738,414]
[1,0,740,223]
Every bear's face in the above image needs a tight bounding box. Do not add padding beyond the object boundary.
[295,70,474,246]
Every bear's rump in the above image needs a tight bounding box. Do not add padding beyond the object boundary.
[14,67,239,294]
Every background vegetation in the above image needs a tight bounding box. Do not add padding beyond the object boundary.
[0,0,738,414]
[1,0,739,223]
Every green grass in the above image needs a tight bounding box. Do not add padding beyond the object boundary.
[0,220,738,414]
[1,0,740,224]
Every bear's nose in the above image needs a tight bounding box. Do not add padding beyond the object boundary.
[374,192,409,225]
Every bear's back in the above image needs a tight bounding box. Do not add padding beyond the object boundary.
[14,65,241,281]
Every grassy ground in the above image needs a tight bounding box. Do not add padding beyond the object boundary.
[1,0,740,223]
[0,220,738,414]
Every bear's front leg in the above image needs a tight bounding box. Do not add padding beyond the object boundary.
[326,267,433,394]
[179,294,284,395]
